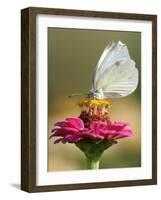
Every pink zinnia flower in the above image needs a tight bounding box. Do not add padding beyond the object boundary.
[50,117,133,144]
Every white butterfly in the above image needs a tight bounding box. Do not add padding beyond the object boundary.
[88,41,139,99]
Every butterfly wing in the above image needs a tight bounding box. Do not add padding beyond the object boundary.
[92,41,138,98]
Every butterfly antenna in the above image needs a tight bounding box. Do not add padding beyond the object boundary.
[68,93,83,98]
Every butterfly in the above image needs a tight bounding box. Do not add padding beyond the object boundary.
[69,41,138,99]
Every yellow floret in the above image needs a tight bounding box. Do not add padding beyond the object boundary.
[78,99,112,108]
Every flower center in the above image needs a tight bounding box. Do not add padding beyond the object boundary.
[78,99,112,127]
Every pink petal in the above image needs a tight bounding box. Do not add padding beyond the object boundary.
[66,117,84,129]
[50,127,79,138]
[108,122,129,131]
[114,122,129,126]
[64,134,82,143]
[54,138,64,144]
[55,121,69,127]
[79,131,105,140]
[89,121,107,134]
[112,129,134,139]
[51,127,78,134]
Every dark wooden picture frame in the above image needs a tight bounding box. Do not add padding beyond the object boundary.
[21,7,157,192]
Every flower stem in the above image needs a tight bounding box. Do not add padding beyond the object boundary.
[86,157,100,169]
[75,139,113,170]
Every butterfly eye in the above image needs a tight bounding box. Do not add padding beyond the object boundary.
[115,61,120,66]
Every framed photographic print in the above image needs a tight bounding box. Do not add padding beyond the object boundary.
[21,7,157,192]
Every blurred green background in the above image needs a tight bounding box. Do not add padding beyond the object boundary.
[48,28,141,171]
